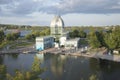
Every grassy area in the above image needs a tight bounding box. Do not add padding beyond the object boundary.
[0,41,12,49]
[10,41,34,49]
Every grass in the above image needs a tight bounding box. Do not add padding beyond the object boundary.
[0,41,10,49]
[10,41,34,49]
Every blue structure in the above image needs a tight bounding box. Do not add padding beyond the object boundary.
[36,43,44,51]
[36,36,54,51]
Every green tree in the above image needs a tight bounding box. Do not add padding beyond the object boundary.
[113,27,120,48]
[6,73,13,80]
[0,30,5,44]
[0,65,7,80]
[104,30,119,54]
[6,32,20,41]
[25,72,32,80]
[44,28,50,35]
[88,31,101,48]
[12,32,20,40]
[39,31,46,36]
[73,29,79,37]
[6,34,14,41]
[69,29,79,38]
[79,30,86,38]
[32,31,40,37]
[95,31,105,47]
[89,74,98,80]
[6,56,43,80]
[69,32,74,38]
[32,56,42,72]
[13,70,24,80]
[25,34,35,41]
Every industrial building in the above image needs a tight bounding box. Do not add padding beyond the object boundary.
[36,36,54,51]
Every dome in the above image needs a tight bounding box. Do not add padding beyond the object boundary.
[50,15,64,28]
[50,15,64,38]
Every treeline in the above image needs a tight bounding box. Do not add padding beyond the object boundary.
[0,28,50,49]
[0,24,31,29]
[88,27,120,53]
[0,30,20,49]
[25,28,50,40]
[0,30,20,42]
[69,29,86,38]
[68,26,120,53]
[0,24,49,30]
[0,23,120,30]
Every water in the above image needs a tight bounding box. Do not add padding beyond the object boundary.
[4,30,32,37]
[0,53,120,80]
[20,30,32,37]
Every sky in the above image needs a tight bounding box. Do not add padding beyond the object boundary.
[0,0,120,26]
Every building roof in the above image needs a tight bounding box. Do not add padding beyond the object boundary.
[36,36,53,39]
[66,38,80,42]
[50,15,64,28]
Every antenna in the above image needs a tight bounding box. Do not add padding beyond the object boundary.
[56,8,61,17]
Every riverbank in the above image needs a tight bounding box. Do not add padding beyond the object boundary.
[0,45,36,54]
[39,48,120,62]
[0,40,36,54]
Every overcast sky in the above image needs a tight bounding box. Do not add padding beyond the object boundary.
[0,0,120,26]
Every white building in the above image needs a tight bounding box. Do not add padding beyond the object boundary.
[64,38,80,49]
[36,36,54,51]
[59,36,67,46]
[59,32,69,46]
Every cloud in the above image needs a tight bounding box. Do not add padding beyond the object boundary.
[0,0,120,16]
[0,0,14,4]
[55,0,120,14]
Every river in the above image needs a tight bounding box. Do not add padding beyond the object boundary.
[0,53,120,80]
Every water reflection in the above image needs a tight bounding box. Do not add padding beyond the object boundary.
[89,58,100,71]
[41,54,120,80]
[0,53,120,80]
[0,55,4,64]
[7,54,19,60]
[50,55,66,77]
[3,54,35,75]
[42,54,93,80]
[36,53,44,62]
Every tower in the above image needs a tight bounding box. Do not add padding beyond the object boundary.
[50,15,64,39]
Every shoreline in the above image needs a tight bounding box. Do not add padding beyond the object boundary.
[1,46,120,62]
[0,45,36,54]
[39,48,120,62]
